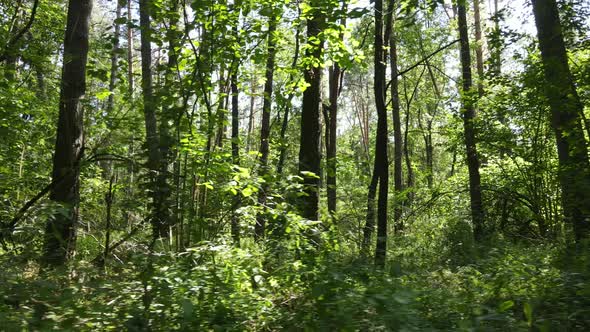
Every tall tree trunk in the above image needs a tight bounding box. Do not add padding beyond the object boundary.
[159,0,180,244]
[531,0,590,241]
[362,171,378,255]
[231,63,240,245]
[325,3,346,218]
[490,0,501,76]
[255,14,277,240]
[386,0,402,233]
[325,64,340,217]
[298,0,324,221]
[457,0,485,240]
[101,0,123,178]
[107,0,123,114]
[277,16,301,176]
[127,0,134,94]
[139,0,166,240]
[41,0,92,267]
[373,0,389,268]
[246,77,256,153]
[473,0,484,97]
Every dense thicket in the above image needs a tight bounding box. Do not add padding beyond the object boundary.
[1,0,589,330]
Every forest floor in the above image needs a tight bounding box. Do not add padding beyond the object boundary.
[1,238,589,331]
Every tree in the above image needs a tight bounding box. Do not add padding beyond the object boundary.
[456,0,485,241]
[386,0,403,233]
[531,0,590,241]
[298,0,325,221]
[363,0,389,267]
[41,0,93,267]
[255,11,278,240]
[324,2,347,218]
[139,0,167,241]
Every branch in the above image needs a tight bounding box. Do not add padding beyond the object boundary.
[394,39,459,78]
[0,0,40,62]
[91,224,142,267]
[5,171,70,231]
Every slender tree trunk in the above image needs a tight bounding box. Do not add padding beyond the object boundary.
[214,67,228,148]
[127,0,134,94]
[362,171,378,255]
[159,0,180,244]
[531,0,590,241]
[473,0,484,97]
[298,1,324,221]
[107,0,123,114]
[457,0,485,240]
[277,17,301,176]
[41,0,93,267]
[102,175,115,268]
[325,66,340,217]
[490,0,501,76]
[139,0,166,240]
[325,3,347,218]
[373,0,389,268]
[386,0,402,234]
[255,15,278,240]
[246,77,256,153]
[231,63,240,245]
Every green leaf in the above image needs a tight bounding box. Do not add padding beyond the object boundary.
[242,186,253,197]
[96,89,112,101]
[499,300,514,312]
[524,302,533,326]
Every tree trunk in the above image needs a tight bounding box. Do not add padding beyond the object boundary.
[490,0,501,76]
[457,0,485,240]
[325,3,346,218]
[41,0,93,267]
[298,1,324,221]
[362,171,379,255]
[325,65,340,217]
[246,77,256,153]
[386,0,402,234]
[107,0,123,114]
[373,0,389,268]
[139,0,166,240]
[473,0,484,97]
[159,0,180,244]
[531,0,590,241]
[277,17,301,176]
[231,63,240,245]
[255,14,277,240]
[127,0,134,94]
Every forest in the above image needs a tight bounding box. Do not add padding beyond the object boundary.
[0,0,589,330]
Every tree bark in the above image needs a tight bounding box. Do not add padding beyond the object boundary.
[246,77,256,153]
[361,0,390,266]
[457,1,485,240]
[277,16,301,176]
[325,3,347,218]
[41,0,93,267]
[386,0,402,234]
[127,0,134,94]
[159,0,180,244]
[531,0,590,241]
[255,14,278,240]
[231,62,240,245]
[473,0,484,97]
[139,0,166,240]
[107,0,123,114]
[373,0,389,268]
[490,0,501,76]
[298,0,324,221]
